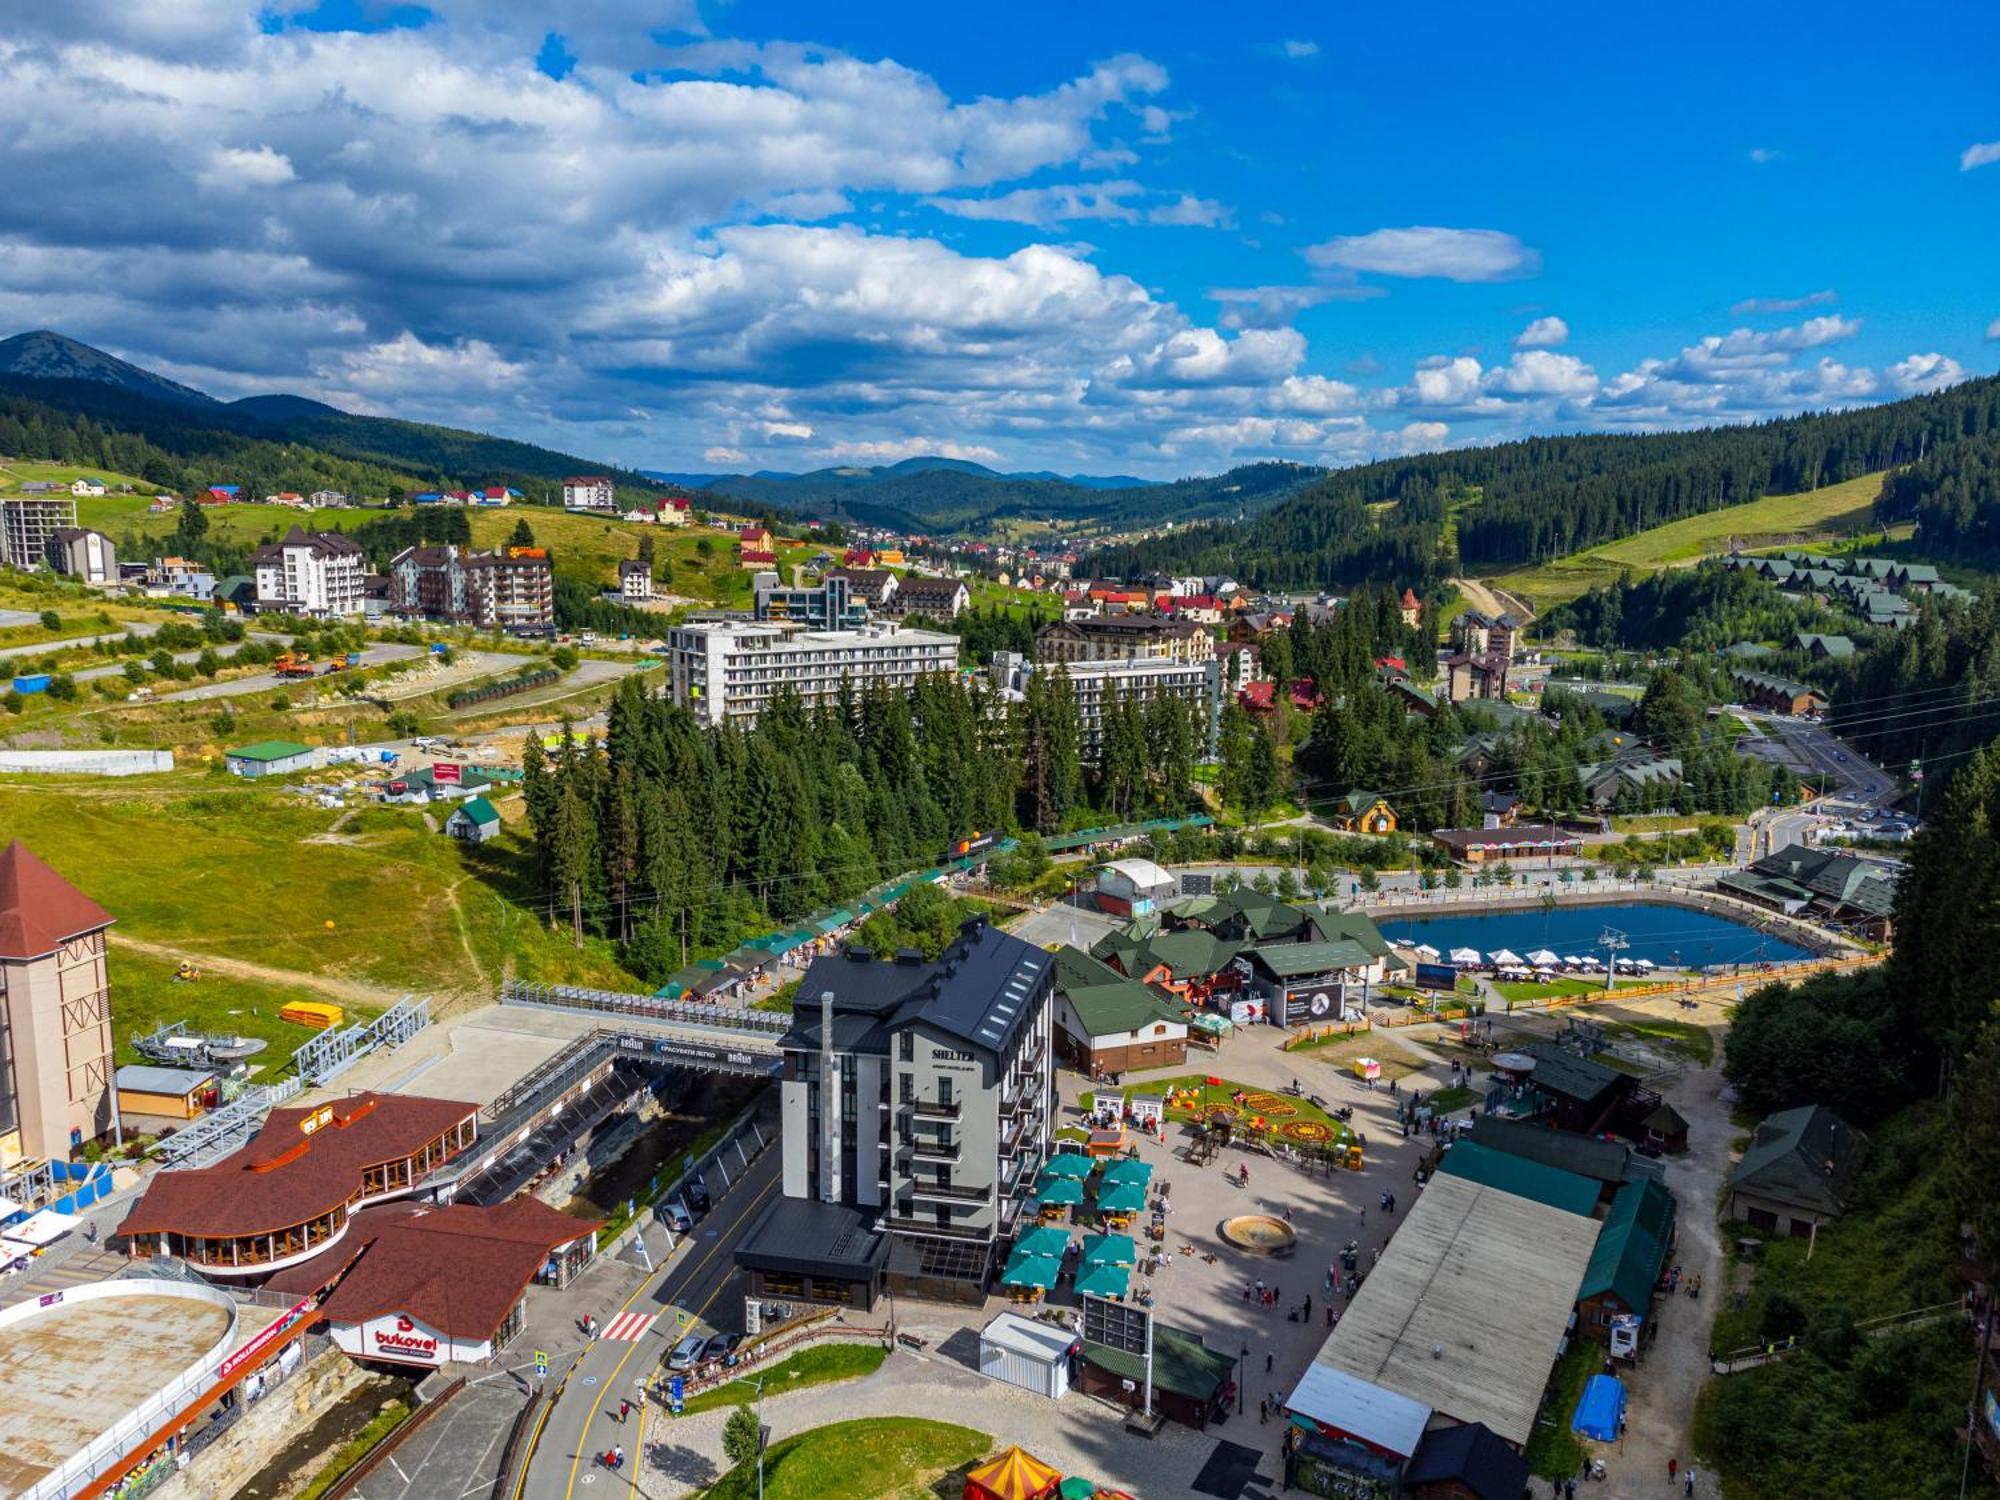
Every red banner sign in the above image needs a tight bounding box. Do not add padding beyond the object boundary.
[218,1295,313,1382]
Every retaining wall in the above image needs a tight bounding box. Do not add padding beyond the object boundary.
[0,749,175,776]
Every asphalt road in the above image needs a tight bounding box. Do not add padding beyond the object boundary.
[153,641,426,701]
[1734,711,1899,856]
[517,1142,782,1500]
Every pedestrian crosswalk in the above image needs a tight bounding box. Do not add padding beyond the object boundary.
[600,1311,657,1342]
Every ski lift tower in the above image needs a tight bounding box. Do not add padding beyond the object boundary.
[1599,926,1629,992]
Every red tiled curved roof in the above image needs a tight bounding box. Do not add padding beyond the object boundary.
[118,1094,478,1239]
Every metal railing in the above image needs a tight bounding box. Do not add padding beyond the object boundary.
[909,1098,961,1120]
[501,979,791,1035]
[154,1077,304,1172]
[293,996,431,1087]
[907,1179,991,1203]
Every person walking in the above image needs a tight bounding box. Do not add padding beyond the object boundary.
[613,1444,624,1470]
[1685,1467,1698,1495]
[1266,1351,1274,1373]
[1668,1456,1678,1482]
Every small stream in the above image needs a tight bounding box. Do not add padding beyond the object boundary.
[235,1371,415,1500]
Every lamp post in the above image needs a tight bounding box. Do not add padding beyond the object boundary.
[1238,1344,1248,1414]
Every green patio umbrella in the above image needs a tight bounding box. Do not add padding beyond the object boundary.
[1072,1263,1130,1299]
[1041,1151,1094,1180]
[999,1254,1062,1290]
[1012,1226,1072,1261]
[1099,1157,1153,1188]
[1079,1231,1137,1269]
[1095,1182,1147,1215]
[1035,1176,1086,1206]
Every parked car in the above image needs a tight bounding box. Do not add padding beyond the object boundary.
[667,1334,707,1371]
[700,1333,737,1365]
[687,1181,712,1213]
[661,1203,694,1233]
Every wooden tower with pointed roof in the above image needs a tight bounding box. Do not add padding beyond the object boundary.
[0,841,117,1163]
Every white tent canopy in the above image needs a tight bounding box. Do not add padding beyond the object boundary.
[1,1209,81,1248]
[1487,949,1523,968]
[1526,949,1561,967]
[1412,943,1441,960]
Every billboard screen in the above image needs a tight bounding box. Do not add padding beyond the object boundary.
[1414,962,1459,993]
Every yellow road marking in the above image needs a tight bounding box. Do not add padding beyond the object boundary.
[560,1173,779,1499]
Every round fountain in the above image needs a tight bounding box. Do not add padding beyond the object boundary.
[1219,1214,1298,1256]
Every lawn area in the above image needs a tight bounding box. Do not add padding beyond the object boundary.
[1492,977,1652,1004]
[0,460,155,494]
[1488,471,1887,610]
[74,497,827,603]
[1101,1073,1358,1150]
[110,947,375,1070]
[1425,1083,1477,1113]
[678,1345,887,1416]
[1523,1339,1596,1479]
[1599,1016,1716,1066]
[0,771,642,1003]
[700,1417,989,1500]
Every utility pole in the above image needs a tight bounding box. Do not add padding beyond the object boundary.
[1599,926,1628,992]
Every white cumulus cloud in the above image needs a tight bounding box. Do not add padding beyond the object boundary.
[1985,317,2000,342]
[1304,226,1540,283]
[1731,289,1837,316]
[1961,140,2000,171]
[1513,316,1568,349]
[1885,353,1968,393]
[1281,40,1320,58]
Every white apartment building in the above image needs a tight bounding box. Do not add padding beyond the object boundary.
[667,620,960,726]
[0,496,78,570]
[251,526,367,618]
[561,475,616,511]
[990,651,1221,757]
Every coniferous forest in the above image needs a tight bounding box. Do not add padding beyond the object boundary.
[1095,374,2000,587]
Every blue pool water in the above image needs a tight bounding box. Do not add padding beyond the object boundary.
[1374,901,1809,968]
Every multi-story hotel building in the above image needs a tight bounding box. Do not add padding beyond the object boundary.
[0,495,78,570]
[991,652,1220,758]
[734,917,1056,1305]
[0,841,118,1166]
[252,526,366,618]
[665,619,959,727]
[1034,614,1214,665]
[389,544,555,633]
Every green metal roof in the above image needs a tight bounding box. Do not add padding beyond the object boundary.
[452,795,500,826]
[227,740,312,762]
[1083,1322,1234,1402]
[1247,938,1376,978]
[1436,1140,1599,1218]
[1577,1178,1676,1314]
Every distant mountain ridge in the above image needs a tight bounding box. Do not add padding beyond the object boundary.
[0,330,656,494]
[645,456,1321,533]
[0,330,217,407]
[0,328,1320,533]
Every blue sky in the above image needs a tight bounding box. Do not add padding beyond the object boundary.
[1,1,1994,477]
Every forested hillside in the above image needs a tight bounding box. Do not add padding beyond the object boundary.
[697,457,1319,532]
[0,373,656,499]
[1093,375,2000,587]
[1874,423,2000,563]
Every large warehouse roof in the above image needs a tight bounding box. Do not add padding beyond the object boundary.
[1299,1172,1601,1446]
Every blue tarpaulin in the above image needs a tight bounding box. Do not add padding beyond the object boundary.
[1571,1373,1626,1441]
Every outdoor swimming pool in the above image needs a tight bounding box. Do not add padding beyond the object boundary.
[1373,900,1810,969]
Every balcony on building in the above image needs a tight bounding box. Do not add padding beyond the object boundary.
[906,1178,991,1204]
[908,1096,962,1121]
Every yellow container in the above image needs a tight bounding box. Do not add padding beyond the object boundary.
[280,1001,344,1030]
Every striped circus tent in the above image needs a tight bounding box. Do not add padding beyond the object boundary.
[963,1444,1061,1500]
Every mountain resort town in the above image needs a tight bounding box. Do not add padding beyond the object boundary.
[0,7,1995,1500]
